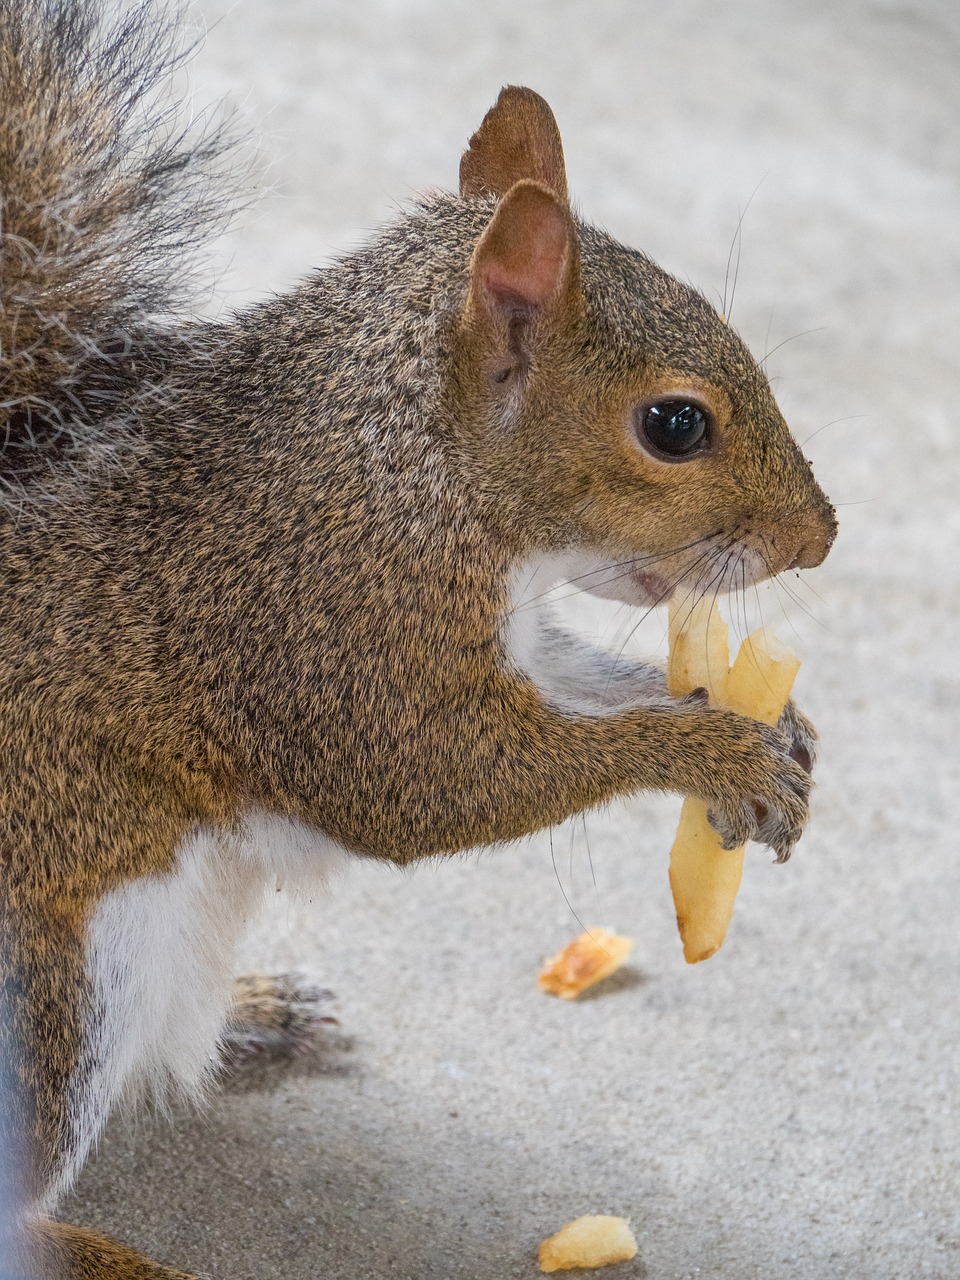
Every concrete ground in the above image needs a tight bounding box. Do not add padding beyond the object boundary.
[66,1,960,1277]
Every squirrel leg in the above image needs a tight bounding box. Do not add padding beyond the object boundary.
[492,680,813,861]
[1,942,196,1280]
[221,972,338,1065]
[532,619,819,784]
[331,670,813,863]
[25,1220,197,1280]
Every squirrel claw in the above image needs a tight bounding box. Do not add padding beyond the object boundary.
[777,697,819,774]
[684,686,710,706]
[701,713,812,862]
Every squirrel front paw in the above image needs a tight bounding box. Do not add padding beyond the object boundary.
[698,711,813,863]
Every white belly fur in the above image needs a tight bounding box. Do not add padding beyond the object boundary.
[54,812,351,1206]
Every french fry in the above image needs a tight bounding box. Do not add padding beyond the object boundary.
[666,594,729,705]
[667,599,800,964]
[668,796,745,964]
[726,628,801,727]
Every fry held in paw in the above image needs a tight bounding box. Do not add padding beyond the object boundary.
[538,1215,639,1272]
[667,596,800,964]
[537,930,634,999]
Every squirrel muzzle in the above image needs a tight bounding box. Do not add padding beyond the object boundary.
[788,504,838,569]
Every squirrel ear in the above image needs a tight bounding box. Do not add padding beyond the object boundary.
[468,179,577,323]
[460,86,569,203]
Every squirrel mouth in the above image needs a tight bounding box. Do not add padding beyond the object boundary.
[629,569,674,606]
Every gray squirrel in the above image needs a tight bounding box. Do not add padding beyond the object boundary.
[0,1,836,1276]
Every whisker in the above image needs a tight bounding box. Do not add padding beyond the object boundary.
[537,537,721,614]
[756,532,830,634]
[744,579,796,698]
[705,553,735,686]
[583,815,605,933]
[600,543,728,698]
[651,541,740,698]
[759,327,827,371]
[510,534,721,616]
[725,216,743,325]
[753,577,767,637]
[600,562,705,696]
[737,555,750,649]
[721,176,765,324]
[550,825,590,936]
[724,548,746,652]
[667,540,738,636]
[754,536,804,643]
[728,572,799,702]
[774,576,835,634]
[799,415,866,449]
[785,572,827,607]
[763,305,776,375]
[770,578,806,647]
[517,555,550,616]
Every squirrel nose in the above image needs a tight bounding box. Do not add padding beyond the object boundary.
[788,507,838,570]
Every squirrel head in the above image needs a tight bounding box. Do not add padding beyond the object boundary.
[452,86,837,606]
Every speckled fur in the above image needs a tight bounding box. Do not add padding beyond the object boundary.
[1,9,836,1278]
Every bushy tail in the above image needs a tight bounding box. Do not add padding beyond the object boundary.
[0,0,241,501]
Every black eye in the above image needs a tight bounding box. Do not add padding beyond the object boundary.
[639,399,710,458]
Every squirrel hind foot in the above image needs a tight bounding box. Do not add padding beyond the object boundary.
[220,972,339,1067]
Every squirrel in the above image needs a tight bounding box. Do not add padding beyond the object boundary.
[0,1,837,1277]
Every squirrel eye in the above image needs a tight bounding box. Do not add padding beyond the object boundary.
[638,399,710,459]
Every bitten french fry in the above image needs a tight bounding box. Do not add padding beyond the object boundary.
[538,1215,639,1272]
[726,628,801,727]
[667,599,800,964]
[667,594,729,705]
[668,797,744,963]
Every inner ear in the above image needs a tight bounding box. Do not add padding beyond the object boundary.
[460,86,569,203]
[477,186,572,312]
[467,180,578,381]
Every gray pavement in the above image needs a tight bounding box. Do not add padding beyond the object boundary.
[65,1,960,1276]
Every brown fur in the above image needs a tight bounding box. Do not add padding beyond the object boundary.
[0,9,835,1279]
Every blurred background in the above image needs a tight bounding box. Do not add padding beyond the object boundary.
[63,1,960,1277]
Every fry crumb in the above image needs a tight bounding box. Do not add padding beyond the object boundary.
[537,930,633,1000]
[538,1215,638,1271]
